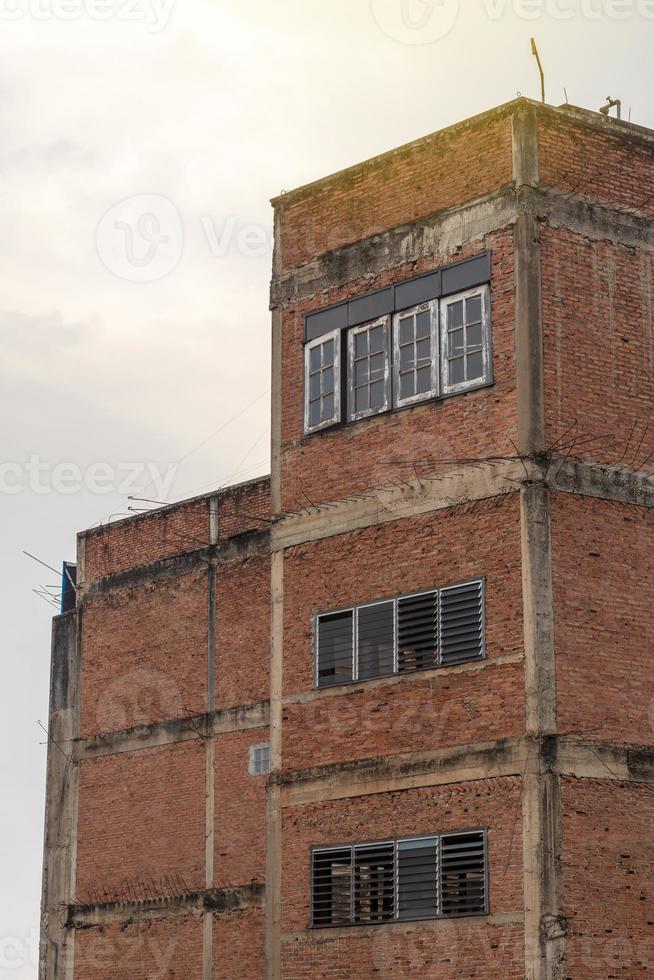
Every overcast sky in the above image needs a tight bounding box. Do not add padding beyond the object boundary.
[1,1,653,975]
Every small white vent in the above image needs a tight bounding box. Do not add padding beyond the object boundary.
[249,743,271,776]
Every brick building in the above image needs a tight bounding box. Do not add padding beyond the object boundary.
[40,98,654,979]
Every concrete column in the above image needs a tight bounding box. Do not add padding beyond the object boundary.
[39,612,80,980]
[265,549,284,980]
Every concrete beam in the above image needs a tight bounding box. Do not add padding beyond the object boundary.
[67,884,264,929]
[76,701,270,761]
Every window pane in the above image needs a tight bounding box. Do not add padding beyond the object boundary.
[466,294,482,323]
[416,310,431,339]
[400,344,414,370]
[416,338,431,363]
[449,329,464,356]
[323,339,334,364]
[369,325,384,353]
[354,845,395,923]
[397,591,438,672]
[448,301,463,328]
[440,832,486,917]
[322,366,334,393]
[467,351,484,380]
[310,346,321,371]
[399,316,414,345]
[323,393,334,420]
[310,400,321,427]
[400,373,415,400]
[466,322,482,349]
[370,352,385,379]
[355,331,368,356]
[416,365,432,394]
[355,388,368,413]
[312,850,352,926]
[309,373,321,399]
[369,380,385,410]
[439,580,484,665]
[357,601,394,679]
[355,360,369,385]
[317,611,353,686]
[449,357,465,385]
[398,839,438,919]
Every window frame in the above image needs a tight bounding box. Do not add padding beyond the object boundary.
[304,328,341,434]
[440,284,492,397]
[314,579,485,691]
[392,299,440,409]
[310,829,489,929]
[347,315,392,422]
[248,742,271,776]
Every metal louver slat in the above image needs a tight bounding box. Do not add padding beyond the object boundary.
[397,591,438,672]
[353,844,395,923]
[397,838,439,919]
[311,849,352,926]
[439,580,484,665]
[440,832,487,916]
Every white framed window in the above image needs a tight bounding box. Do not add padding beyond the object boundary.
[347,316,391,421]
[440,286,492,395]
[248,742,271,776]
[393,300,439,408]
[304,330,340,434]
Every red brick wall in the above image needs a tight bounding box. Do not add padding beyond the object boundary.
[539,114,654,214]
[281,495,525,769]
[277,112,513,270]
[215,555,271,711]
[281,779,524,978]
[562,777,654,977]
[214,730,268,886]
[76,740,206,902]
[74,917,202,979]
[279,231,517,513]
[80,568,209,737]
[541,225,654,470]
[82,499,211,582]
[213,909,265,980]
[551,493,654,744]
[218,477,271,539]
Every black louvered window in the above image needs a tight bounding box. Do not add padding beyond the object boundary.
[315,580,484,688]
[311,831,487,928]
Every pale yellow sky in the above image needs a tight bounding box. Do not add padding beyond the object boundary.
[1,2,652,974]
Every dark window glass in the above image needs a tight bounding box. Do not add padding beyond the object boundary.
[357,602,394,680]
[440,832,487,917]
[398,839,439,919]
[312,849,352,926]
[317,611,353,687]
[440,581,484,665]
[353,844,395,924]
[397,591,438,672]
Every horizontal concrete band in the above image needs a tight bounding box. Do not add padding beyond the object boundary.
[275,736,654,807]
[76,700,270,761]
[271,183,654,307]
[272,459,654,551]
[79,529,270,601]
[282,910,524,944]
[68,883,264,928]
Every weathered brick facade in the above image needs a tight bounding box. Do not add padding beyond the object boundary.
[41,99,653,979]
